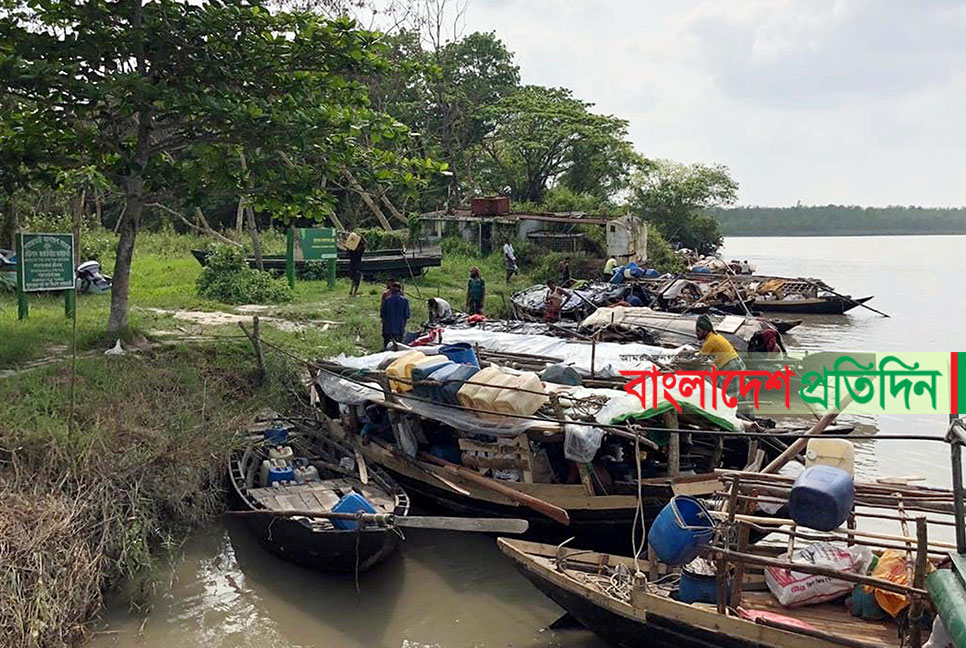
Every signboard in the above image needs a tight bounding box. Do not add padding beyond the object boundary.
[298,227,337,260]
[19,233,75,292]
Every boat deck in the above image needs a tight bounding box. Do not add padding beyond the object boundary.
[740,591,899,647]
[248,478,395,516]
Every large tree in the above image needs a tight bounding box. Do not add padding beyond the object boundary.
[0,1,393,332]
[478,86,636,204]
[629,160,739,254]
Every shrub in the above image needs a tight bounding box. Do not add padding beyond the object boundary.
[646,224,686,273]
[358,227,408,250]
[297,259,328,280]
[196,244,293,304]
[80,228,116,262]
[440,235,477,257]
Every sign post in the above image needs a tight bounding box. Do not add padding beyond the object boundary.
[286,227,338,290]
[16,232,76,320]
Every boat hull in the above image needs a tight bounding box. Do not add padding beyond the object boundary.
[230,488,402,572]
[752,296,873,315]
[385,466,665,553]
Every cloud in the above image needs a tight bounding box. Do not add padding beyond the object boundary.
[463,0,966,206]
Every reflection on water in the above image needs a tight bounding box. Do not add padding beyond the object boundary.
[92,236,966,647]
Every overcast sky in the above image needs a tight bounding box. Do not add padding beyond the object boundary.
[458,0,966,207]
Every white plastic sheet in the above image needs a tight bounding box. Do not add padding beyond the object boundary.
[432,327,682,378]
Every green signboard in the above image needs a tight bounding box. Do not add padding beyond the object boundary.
[298,227,337,260]
[19,233,75,292]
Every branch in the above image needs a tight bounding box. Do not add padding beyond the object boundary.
[146,202,242,247]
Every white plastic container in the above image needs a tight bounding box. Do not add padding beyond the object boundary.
[260,458,289,487]
[492,372,548,416]
[457,366,503,409]
[805,438,855,476]
[268,445,294,462]
[293,465,320,484]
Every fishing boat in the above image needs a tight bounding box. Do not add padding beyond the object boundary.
[228,416,410,572]
[191,246,442,278]
[312,346,762,552]
[499,420,966,648]
[752,295,874,315]
[682,272,876,316]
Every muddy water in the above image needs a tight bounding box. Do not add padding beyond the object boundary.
[91,235,965,648]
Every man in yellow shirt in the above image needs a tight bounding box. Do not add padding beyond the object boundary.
[696,314,745,368]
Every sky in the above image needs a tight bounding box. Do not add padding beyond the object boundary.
[455,0,966,207]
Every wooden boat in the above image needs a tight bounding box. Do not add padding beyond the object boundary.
[228,419,410,572]
[191,246,442,278]
[499,454,965,648]
[500,538,908,648]
[313,353,760,553]
[752,295,873,315]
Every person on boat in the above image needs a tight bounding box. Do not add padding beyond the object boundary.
[427,296,453,323]
[740,259,752,275]
[603,256,618,277]
[380,281,410,348]
[466,267,486,315]
[503,240,517,282]
[544,280,566,323]
[695,314,745,374]
[748,327,786,354]
[559,257,572,287]
[347,234,366,297]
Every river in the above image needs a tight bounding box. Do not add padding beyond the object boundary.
[91,235,965,648]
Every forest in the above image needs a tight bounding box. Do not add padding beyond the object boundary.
[0,0,738,333]
[710,205,966,236]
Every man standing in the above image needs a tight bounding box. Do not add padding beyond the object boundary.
[347,234,366,297]
[466,267,486,315]
[380,281,410,348]
[503,239,517,282]
[544,280,565,323]
[559,257,572,287]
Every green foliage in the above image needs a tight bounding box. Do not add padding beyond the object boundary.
[81,228,116,262]
[358,227,408,250]
[297,260,328,281]
[440,235,478,257]
[196,245,292,305]
[478,86,639,203]
[710,205,966,236]
[629,160,738,254]
[646,225,687,273]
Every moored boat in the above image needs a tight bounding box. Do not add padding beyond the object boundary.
[228,416,410,572]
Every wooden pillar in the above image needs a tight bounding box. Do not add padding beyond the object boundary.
[664,410,680,480]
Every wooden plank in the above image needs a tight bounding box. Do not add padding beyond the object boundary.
[463,455,529,471]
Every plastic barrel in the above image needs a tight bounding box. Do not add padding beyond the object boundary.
[648,496,715,565]
[331,492,377,531]
[788,465,855,531]
[264,426,288,444]
[440,342,479,367]
[436,363,479,404]
[678,569,728,604]
[268,465,294,486]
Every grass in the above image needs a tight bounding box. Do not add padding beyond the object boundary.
[0,229,592,647]
[0,342,304,648]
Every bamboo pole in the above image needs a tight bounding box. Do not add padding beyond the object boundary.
[706,547,928,597]
[908,517,928,648]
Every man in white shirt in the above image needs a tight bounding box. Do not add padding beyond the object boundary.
[503,240,517,282]
[427,297,453,323]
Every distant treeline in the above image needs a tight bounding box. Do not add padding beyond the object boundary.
[709,206,966,236]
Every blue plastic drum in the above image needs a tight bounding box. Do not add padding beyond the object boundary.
[440,342,479,367]
[648,496,715,565]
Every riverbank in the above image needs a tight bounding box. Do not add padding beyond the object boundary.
[0,342,308,647]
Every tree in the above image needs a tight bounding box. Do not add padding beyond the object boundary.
[629,160,739,254]
[0,2,397,332]
[478,86,635,203]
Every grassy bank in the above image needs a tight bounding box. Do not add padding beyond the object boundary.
[0,342,305,647]
[0,229,574,647]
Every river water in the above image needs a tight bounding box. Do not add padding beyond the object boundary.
[91,235,965,648]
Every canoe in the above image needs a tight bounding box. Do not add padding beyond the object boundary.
[752,295,873,315]
[191,247,442,278]
[228,419,410,572]
[499,537,909,648]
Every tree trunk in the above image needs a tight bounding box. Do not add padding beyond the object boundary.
[108,178,142,333]
[71,189,85,266]
[239,149,264,271]
[1,197,17,249]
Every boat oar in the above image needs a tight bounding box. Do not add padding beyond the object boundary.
[228,509,529,534]
[418,451,572,526]
[806,280,889,318]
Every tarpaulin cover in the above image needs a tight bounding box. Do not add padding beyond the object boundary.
[432,327,683,378]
